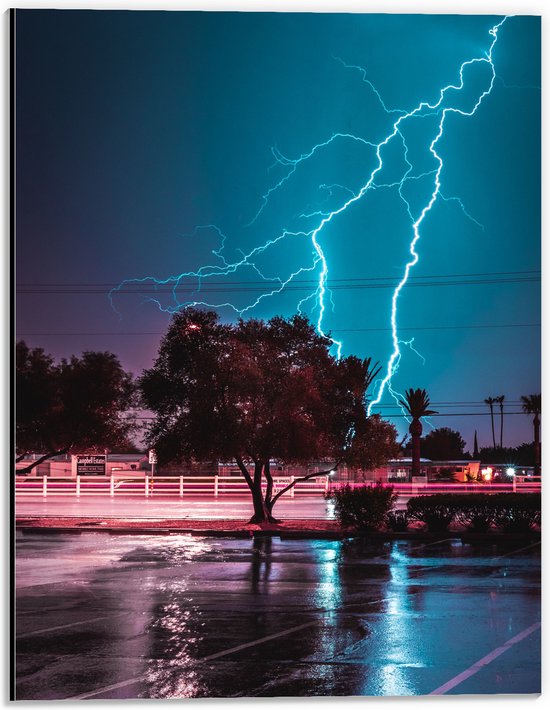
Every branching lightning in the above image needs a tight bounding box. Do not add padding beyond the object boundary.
[112,17,509,414]
[367,16,507,414]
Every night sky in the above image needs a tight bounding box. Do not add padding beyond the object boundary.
[15,10,541,450]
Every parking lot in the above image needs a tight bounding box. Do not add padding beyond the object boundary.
[15,532,540,699]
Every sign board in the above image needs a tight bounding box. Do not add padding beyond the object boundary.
[148,449,158,465]
[75,454,106,476]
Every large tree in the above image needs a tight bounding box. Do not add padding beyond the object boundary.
[420,427,466,461]
[399,388,438,480]
[521,394,541,476]
[16,342,137,474]
[140,308,399,523]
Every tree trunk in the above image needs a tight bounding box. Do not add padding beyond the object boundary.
[409,418,422,480]
[16,448,70,475]
[15,453,27,463]
[411,434,421,479]
[235,457,274,524]
[500,404,504,448]
[489,405,496,448]
[534,414,540,476]
[236,457,335,524]
[263,461,281,523]
[249,486,272,523]
[250,460,268,523]
[264,459,273,507]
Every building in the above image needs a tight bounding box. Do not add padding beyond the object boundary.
[15,453,147,477]
[330,459,481,483]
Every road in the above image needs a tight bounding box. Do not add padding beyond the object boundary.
[15,494,335,519]
[15,533,540,699]
[17,484,539,521]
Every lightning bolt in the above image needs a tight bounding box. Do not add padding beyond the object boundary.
[367,15,507,414]
[112,17,509,416]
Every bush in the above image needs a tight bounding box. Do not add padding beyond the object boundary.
[492,493,541,533]
[407,494,456,532]
[406,493,541,534]
[385,510,409,532]
[452,494,498,533]
[329,484,397,530]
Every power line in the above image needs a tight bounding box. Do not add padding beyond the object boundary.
[16,269,540,288]
[374,402,525,409]
[335,323,540,333]
[16,277,540,295]
[17,323,540,336]
[383,412,528,418]
[131,411,529,420]
[129,400,528,409]
[16,270,540,295]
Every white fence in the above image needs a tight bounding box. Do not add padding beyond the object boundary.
[14,474,540,500]
[15,474,330,499]
[329,480,541,494]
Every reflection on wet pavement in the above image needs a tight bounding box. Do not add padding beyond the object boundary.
[16,534,540,698]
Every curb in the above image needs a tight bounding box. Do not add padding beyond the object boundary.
[15,521,541,544]
[460,532,541,546]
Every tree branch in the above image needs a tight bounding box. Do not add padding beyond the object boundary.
[235,455,254,492]
[16,447,71,475]
[270,465,338,508]
[263,459,274,506]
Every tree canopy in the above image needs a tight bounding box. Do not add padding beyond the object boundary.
[16,341,137,473]
[140,308,399,522]
[420,427,467,461]
[479,443,537,467]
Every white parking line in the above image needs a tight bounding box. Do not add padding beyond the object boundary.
[16,612,129,639]
[65,677,145,700]
[66,620,319,700]
[409,537,455,549]
[28,538,540,699]
[492,541,541,560]
[428,621,541,695]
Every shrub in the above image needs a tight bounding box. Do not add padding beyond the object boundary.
[453,494,498,533]
[329,484,397,530]
[407,494,456,532]
[492,493,541,533]
[405,493,541,534]
[385,510,409,532]
[434,468,458,483]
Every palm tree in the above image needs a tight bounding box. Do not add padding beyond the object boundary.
[521,394,541,476]
[495,395,505,448]
[484,397,496,448]
[399,389,438,480]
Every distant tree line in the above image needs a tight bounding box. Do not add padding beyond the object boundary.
[479,443,537,467]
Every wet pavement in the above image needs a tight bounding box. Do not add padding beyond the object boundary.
[15,533,540,699]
